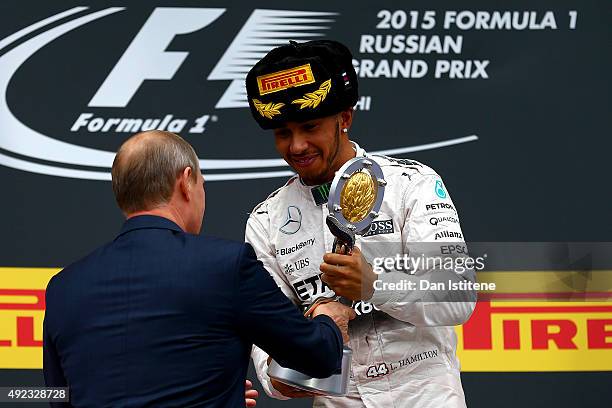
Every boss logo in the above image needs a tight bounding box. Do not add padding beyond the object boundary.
[363,220,394,237]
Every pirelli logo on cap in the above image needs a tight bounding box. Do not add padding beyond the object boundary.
[257,64,316,96]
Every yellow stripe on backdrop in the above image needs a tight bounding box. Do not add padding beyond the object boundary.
[0,268,59,369]
[0,268,611,370]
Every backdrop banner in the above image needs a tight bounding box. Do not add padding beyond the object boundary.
[0,1,610,407]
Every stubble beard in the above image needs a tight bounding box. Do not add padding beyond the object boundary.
[303,124,341,186]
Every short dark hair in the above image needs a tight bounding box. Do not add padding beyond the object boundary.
[111,131,200,214]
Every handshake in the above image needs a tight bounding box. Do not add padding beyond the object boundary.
[269,300,356,398]
[308,300,356,343]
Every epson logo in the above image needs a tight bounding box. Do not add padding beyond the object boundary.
[363,220,394,237]
[440,245,468,255]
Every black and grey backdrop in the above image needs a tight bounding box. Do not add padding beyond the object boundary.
[0,1,610,407]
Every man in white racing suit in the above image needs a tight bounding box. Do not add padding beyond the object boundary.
[244,40,476,407]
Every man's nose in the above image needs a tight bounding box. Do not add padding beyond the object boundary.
[289,133,309,155]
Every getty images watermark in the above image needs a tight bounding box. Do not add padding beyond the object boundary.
[371,252,495,292]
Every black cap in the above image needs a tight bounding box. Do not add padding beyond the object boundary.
[245,40,358,129]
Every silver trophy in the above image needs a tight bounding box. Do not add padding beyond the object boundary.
[268,156,386,396]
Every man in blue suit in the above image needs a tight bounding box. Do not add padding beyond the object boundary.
[43,130,354,407]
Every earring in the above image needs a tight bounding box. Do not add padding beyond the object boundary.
[342,128,348,133]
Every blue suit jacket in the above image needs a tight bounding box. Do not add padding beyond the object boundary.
[43,215,342,407]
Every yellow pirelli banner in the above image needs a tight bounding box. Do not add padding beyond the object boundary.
[0,268,60,369]
[1,268,611,370]
[456,300,612,371]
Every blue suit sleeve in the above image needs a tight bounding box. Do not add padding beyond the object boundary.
[236,243,343,378]
[43,281,72,407]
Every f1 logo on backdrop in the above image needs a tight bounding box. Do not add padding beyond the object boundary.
[0,6,478,181]
[89,8,226,108]
[88,8,336,109]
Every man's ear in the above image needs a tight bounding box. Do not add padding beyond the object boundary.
[339,108,354,132]
[179,167,193,200]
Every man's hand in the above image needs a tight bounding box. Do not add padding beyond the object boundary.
[245,380,258,407]
[320,246,376,301]
[270,378,317,398]
[311,301,356,343]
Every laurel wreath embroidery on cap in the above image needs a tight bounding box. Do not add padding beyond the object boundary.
[252,99,285,119]
[291,79,332,110]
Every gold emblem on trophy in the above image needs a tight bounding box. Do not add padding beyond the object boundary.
[327,157,386,254]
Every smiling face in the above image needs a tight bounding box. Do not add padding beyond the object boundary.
[273,110,355,186]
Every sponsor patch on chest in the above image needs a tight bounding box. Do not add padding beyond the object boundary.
[291,273,333,302]
[363,219,394,237]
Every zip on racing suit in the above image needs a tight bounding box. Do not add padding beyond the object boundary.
[246,142,476,408]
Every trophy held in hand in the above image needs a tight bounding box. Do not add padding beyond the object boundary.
[268,157,386,396]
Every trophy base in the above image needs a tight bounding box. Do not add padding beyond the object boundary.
[267,346,352,396]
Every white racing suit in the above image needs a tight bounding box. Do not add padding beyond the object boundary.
[246,143,476,408]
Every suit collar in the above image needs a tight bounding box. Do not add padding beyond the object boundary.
[116,215,184,239]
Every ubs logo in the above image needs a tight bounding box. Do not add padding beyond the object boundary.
[280,206,302,235]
